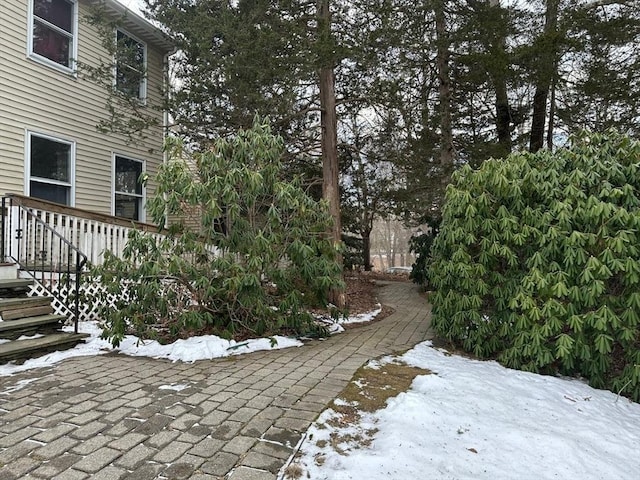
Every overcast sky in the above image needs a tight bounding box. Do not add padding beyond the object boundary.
[116,0,144,16]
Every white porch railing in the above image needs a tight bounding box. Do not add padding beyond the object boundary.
[1,194,167,323]
[2,194,223,323]
[1,194,164,268]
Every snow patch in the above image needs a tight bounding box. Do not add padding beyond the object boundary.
[0,321,302,377]
[0,305,382,377]
[287,340,640,480]
[159,384,190,392]
[0,377,43,394]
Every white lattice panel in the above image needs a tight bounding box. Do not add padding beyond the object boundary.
[25,275,125,324]
[27,280,73,322]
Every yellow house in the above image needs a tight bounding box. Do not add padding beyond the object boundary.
[0,0,173,222]
[0,1,176,358]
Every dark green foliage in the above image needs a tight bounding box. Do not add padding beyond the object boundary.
[142,0,315,143]
[409,217,440,288]
[342,233,364,271]
[429,130,640,400]
[87,119,343,347]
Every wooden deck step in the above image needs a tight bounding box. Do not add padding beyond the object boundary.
[0,314,66,340]
[0,333,90,364]
[0,278,33,290]
[2,305,54,320]
[0,297,54,320]
[0,263,18,280]
[0,278,33,297]
[0,296,53,309]
[18,262,76,273]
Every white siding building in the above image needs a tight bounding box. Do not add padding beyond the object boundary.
[0,0,173,221]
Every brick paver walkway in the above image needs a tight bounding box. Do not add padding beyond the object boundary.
[0,281,432,480]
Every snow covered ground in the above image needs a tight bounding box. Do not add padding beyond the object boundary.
[287,341,640,480]
[0,307,381,377]
[318,304,383,334]
[9,307,636,480]
[0,321,302,376]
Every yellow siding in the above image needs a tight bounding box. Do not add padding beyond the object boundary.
[0,0,167,217]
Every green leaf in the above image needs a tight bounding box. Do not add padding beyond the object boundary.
[594,334,613,354]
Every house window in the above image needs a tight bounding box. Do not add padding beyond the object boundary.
[114,156,144,221]
[28,132,74,206]
[30,0,77,70]
[115,30,147,100]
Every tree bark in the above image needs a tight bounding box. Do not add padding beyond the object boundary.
[362,229,372,271]
[488,0,512,156]
[391,224,399,267]
[546,71,557,149]
[384,220,393,269]
[494,83,511,155]
[317,0,345,307]
[529,0,559,153]
[434,0,454,166]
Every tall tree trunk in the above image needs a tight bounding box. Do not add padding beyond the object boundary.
[391,224,399,267]
[362,228,372,271]
[529,0,559,153]
[384,220,393,269]
[317,0,345,307]
[494,82,511,155]
[488,0,512,156]
[434,0,454,166]
[546,71,557,149]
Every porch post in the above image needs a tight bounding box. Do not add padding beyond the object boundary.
[9,203,21,263]
[1,197,5,262]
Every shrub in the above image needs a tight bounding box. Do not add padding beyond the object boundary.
[342,233,364,271]
[429,130,640,400]
[88,118,343,346]
[409,216,440,288]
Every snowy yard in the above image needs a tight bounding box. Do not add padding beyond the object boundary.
[285,341,640,480]
[3,310,638,480]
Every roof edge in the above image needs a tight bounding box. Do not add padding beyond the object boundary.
[86,0,174,53]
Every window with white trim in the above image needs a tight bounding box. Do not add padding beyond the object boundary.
[28,132,74,206]
[114,156,144,221]
[115,30,147,100]
[29,0,77,70]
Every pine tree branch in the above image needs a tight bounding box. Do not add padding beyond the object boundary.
[581,0,634,9]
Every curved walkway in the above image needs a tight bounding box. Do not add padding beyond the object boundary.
[0,281,432,480]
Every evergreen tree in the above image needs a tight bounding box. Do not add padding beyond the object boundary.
[83,0,640,245]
